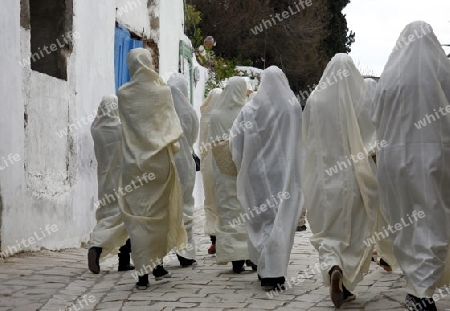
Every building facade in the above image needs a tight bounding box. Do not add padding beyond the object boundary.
[0,0,200,257]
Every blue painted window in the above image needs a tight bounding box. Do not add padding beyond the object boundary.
[114,24,144,93]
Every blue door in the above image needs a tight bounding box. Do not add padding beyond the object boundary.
[114,24,144,93]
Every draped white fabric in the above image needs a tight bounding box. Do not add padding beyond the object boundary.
[199,89,223,236]
[364,78,378,121]
[302,54,379,291]
[209,77,250,264]
[362,78,399,269]
[364,78,377,101]
[168,74,199,260]
[374,21,450,297]
[118,48,187,272]
[209,77,248,141]
[89,96,129,257]
[230,66,303,278]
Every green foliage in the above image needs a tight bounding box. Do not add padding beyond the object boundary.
[191,28,204,50]
[184,4,239,95]
[201,51,239,96]
[184,4,202,41]
[321,0,355,58]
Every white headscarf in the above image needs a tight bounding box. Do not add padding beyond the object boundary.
[91,95,119,129]
[209,77,247,140]
[91,95,121,187]
[168,73,199,147]
[199,88,223,158]
[118,48,183,158]
[374,20,450,144]
[200,88,222,114]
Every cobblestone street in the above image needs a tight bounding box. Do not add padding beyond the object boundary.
[1,205,449,311]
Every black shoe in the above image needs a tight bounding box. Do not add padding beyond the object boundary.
[261,277,286,291]
[378,258,392,272]
[343,286,356,303]
[296,225,307,232]
[245,260,257,271]
[329,266,344,308]
[135,274,149,290]
[232,260,245,274]
[177,254,197,267]
[152,264,172,281]
[88,247,102,274]
[405,294,437,311]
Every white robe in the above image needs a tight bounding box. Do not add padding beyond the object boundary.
[118,48,187,272]
[302,54,379,291]
[209,77,249,264]
[199,89,223,236]
[89,96,129,256]
[168,74,200,260]
[364,78,377,101]
[374,21,450,298]
[230,66,303,278]
[364,78,399,269]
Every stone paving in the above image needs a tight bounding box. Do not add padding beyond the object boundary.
[1,205,450,311]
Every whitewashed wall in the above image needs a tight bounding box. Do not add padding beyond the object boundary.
[0,0,192,256]
[0,0,116,255]
[116,0,151,38]
[0,0,24,254]
[159,0,185,79]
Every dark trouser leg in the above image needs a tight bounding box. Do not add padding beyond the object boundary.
[88,247,102,274]
[118,239,135,271]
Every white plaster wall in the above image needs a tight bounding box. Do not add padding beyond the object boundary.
[0,0,24,253]
[70,0,116,247]
[116,0,151,38]
[0,0,116,255]
[159,0,185,79]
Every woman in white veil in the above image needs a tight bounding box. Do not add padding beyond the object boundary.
[88,95,133,274]
[118,48,187,289]
[230,66,303,289]
[209,77,251,273]
[374,21,450,311]
[303,54,379,308]
[168,73,199,267]
[199,88,223,254]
